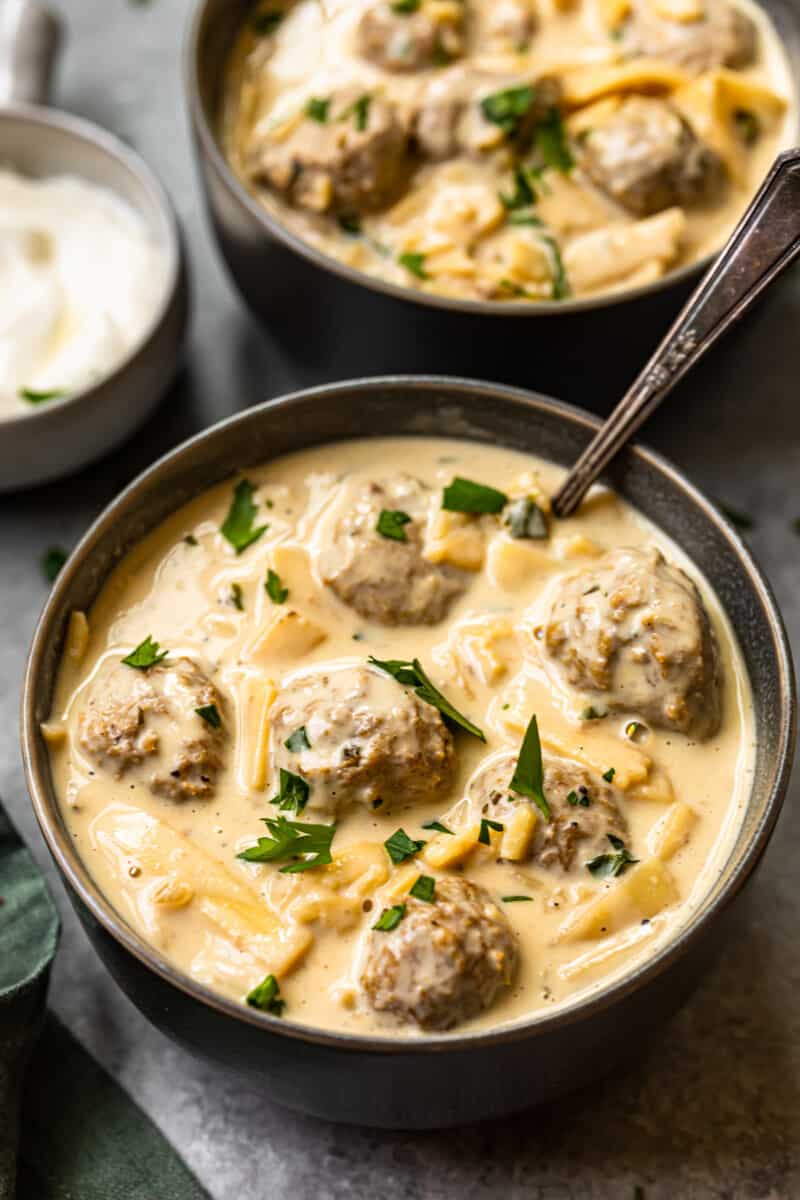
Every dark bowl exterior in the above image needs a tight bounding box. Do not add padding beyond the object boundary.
[184,0,800,396]
[22,379,795,1128]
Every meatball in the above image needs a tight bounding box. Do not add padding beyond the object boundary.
[247,90,409,215]
[413,74,562,161]
[542,546,721,739]
[459,750,628,873]
[579,96,725,217]
[78,657,224,800]
[361,875,517,1029]
[356,1,465,73]
[621,0,758,74]
[270,663,455,817]
[319,475,468,625]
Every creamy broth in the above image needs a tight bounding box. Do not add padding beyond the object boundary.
[47,438,753,1036]
[221,0,795,303]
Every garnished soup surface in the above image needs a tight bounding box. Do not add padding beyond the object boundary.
[47,438,753,1035]
[221,0,795,303]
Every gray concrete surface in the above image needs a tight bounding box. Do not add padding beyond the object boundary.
[1,0,799,1195]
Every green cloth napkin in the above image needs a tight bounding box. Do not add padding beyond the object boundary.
[0,802,211,1200]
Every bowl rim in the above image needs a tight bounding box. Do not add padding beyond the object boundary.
[0,102,183,430]
[21,376,797,1053]
[183,0,798,319]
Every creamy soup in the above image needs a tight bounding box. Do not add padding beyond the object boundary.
[46,438,753,1036]
[221,0,795,303]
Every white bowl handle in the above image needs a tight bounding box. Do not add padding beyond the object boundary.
[0,0,61,107]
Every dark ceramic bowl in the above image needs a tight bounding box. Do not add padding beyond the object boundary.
[22,378,795,1128]
[184,0,800,385]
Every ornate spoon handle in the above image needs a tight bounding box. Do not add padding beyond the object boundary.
[0,0,61,107]
[551,148,800,519]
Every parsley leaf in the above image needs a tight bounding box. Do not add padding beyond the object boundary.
[238,814,334,872]
[122,636,168,670]
[500,166,536,210]
[347,93,371,131]
[409,874,436,902]
[230,582,244,610]
[338,214,362,235]
[369,656,485,741]
[504,496,548,539]
[307,96,330,122]
[42,546,67,584]
[502,894,533,902]
[602,767,616,783]
[535,108,574,173]
[270,768,310,814]
[376,509,412,541]
[373,904,406,931]
[19,387,66,404]
[252,9,283,34]
[625,721,646,740]
[567,788,590,808]
[385,828,426,864]
[442,477,508,514]
[581,705,606,721]
[479,818,504,845]
[221,480,267,554]
[398,252,429,279]
[422,819,453,835]
[481,85,536,135]
[392,0,420,10]
[586,834,638,879]
[195,703,222,729]
[265,568,288,604]
[246,973,285,1015]
[284,726,310,752]
[542,235,570,300]
[509,714,550,820]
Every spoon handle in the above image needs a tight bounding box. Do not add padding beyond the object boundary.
[551,148,800,519]
[0,0,61,108]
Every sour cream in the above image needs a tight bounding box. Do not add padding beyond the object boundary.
[0,170,168,417]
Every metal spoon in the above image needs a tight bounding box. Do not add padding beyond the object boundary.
[551,148,800,519]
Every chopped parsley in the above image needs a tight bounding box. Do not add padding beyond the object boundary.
[284,726,310,753]
[221,480,267,554]
[480,85,536,136]
[265,568,288,604]
[306,96,330,123]
[373,904,406,931]
[535,107,574,173]
[230,582,244,611]
[509,212,543,226]
[734,108,760,145]
[122,636,168,670]
[479,818,504,846]
[19,387,66,404]
[398,252,429,279]
[391,0,420,10]
[409,874,436,902]
[376,508,412,541]
[499,279,532,298]
[502,895,533,902]
[542,235,570,300]
[509,714,550,820]
[338,214,362,235]
[195,703,222,729]
[251,9,283,35]
[602,767,616,783]
[345,93,371,131]
[368,656,485,741]
[422,819,453,835]
[504,496,548,540]
[270,768,310,814]
[42,546,67,583]
[246,973,285,1015]
[625,720,646,740]
[184,534,198,546]
[442,476,508,514]
[500,166,536,210]
[586,833,638,879]
[238,814,334,872]
[567,788,591,808]
[384,828,426,864]
[580,705,605,721]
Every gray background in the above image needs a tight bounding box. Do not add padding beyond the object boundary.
[2,0,799,1195]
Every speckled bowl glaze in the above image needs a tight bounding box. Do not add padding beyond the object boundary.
[22,378,795,1128]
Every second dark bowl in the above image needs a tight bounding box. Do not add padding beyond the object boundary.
[22,377,795,1128]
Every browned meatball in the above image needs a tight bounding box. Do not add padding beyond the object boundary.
[413,74,562,161]
[78,657,224,800]
[319,476,468,626]
[579,96,725,217]
[357,1,465,72]
[543,546,721,739]
[460,750,628,873]
[621,0,758,74]
[361,875,517,1029]
[270,664,455,818]
[247,89,409,215]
